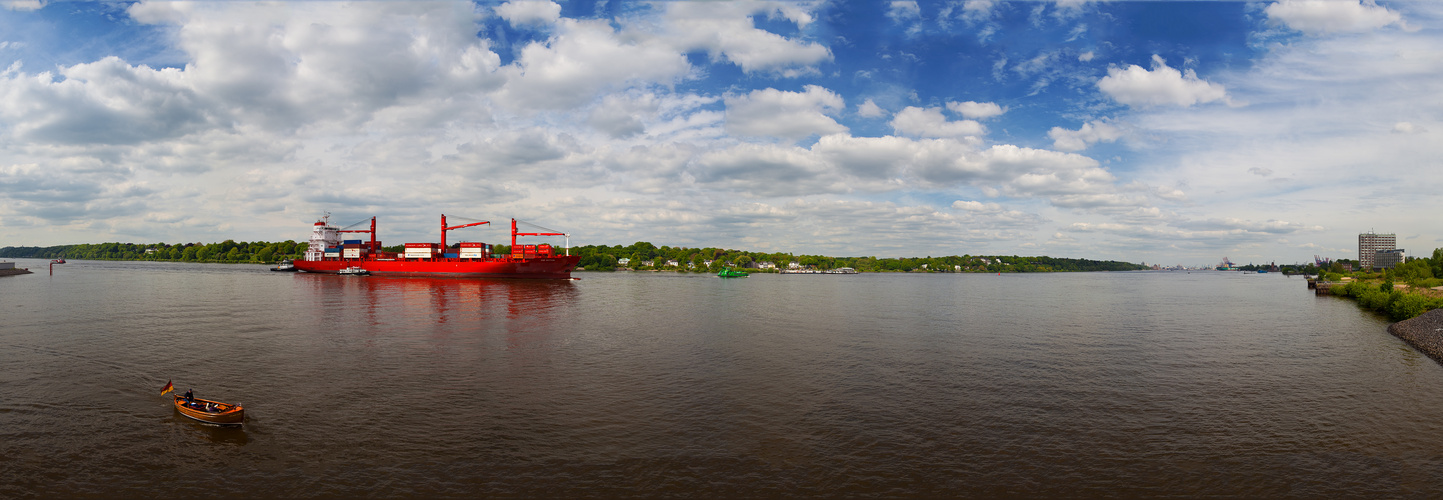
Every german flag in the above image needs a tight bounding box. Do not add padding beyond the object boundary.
[160,380,174,396]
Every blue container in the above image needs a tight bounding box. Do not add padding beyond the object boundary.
[343,240,363,245]
[443,253,458,258]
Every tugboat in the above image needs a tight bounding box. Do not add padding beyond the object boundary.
[271,259,297,272]
[338,266,370,276]
[717,268,749,278]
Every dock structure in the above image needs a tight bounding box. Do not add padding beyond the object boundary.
[0,261,32,276]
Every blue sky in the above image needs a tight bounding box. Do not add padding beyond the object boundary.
[0,0,1438,266]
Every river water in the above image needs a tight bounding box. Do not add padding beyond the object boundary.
[2,259,1442,497]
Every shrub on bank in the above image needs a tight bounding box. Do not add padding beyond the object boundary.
[1389,294,1432,321]
[1333,280,1443,321]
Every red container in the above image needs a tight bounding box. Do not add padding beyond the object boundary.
[459,242,486,248]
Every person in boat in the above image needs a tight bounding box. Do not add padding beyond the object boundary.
[184,389,194,404]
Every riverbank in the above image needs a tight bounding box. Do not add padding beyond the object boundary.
[0,268,33,276]
[1388,309,1443,364]
[1326,279,1443,321]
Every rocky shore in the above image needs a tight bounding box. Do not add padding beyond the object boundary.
[1387,308,1443,364]
[0,268,33,276]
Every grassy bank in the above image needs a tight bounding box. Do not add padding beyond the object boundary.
[1330,280,1443,321]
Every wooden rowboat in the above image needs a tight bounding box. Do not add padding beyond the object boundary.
[173,395,244,425]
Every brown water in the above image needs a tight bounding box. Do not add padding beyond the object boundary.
[3,259,1443,497]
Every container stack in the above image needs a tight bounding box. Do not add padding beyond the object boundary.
[459,242,489,259]
[342,239,369,259]
[404,243,440,259]
[509,244,554,259]
[324,246,341,259]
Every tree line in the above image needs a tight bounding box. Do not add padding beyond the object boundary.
[0,241,305,263]
[566,241,1147,273]
[1,240,1148,273]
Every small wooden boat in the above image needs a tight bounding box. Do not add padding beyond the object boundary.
[173,395,244,425]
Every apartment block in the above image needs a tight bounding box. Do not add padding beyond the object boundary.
[1358,231,1396,270]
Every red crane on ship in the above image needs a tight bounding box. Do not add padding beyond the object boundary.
[441,215,491,250]
[338,217,378,253]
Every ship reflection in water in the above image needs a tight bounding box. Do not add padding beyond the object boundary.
[5,262,1443,497]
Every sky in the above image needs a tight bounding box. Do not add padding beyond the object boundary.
[0,0,1439,266]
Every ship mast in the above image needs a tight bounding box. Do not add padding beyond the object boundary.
[338,217,378,254]
[511,218,570,256]
[440,214,491,250]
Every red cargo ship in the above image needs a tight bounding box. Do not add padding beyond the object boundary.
[292,214,579,279]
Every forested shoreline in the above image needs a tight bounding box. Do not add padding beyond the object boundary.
[0,241,1148,273]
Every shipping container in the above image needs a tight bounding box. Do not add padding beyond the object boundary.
[404,243,439,248]
[343,239,363,245]
[459,242,487,248]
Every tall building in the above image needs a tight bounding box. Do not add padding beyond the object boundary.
[1359,231,1396,270]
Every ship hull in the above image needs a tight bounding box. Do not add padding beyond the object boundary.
[293,256,580,279]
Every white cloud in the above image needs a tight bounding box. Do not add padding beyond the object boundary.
[2,0,43,12]
[959,0,997,24]
[656,2,832,76]
[587,92,660,139]
[1266,0,1402,35]
[725,85,848,141]
[1392,122,1425,134]
[0,57,212,145]
[690,143,842,197]
[946,100,1006,119]
[890,106,984,138]
[888,1,922,22]
[857,98,886,118]
[498,19,691,111]
[1048,120,1122,151]
[1079,51,1095,62]
[495,0,562,26]
[1097,55,1229,108]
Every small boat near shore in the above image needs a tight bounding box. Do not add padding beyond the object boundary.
[717,268,749,278]
[338,266,370,276]
[271,259,297,272]
[173,395,244,425]
[780,267,858,275]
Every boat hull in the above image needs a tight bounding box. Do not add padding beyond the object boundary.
[173,396,244,425]
[293,256,581,279]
